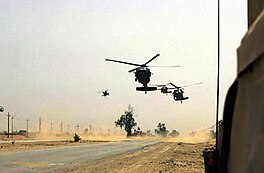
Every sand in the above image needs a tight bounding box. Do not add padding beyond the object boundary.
[57,141,214,173]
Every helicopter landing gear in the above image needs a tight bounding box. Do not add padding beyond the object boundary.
[136,86,157,92]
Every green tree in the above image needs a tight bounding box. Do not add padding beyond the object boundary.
[115,105,137,137]
[155,123,169,137]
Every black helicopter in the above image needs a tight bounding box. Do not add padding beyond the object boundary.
[105,54,179,94]
[154,82,203,103]
[172,88,188,103]
[154,83,178,95]
[0,105,4,112]
[98,90,110,97]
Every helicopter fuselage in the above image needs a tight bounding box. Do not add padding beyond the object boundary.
[135,68,151,86]
[102,91,109,97]
[173,90,188,102]
[160,87,172,94]
[135,68,157,93]
[0,106,4,112]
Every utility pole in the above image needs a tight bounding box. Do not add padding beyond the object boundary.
[26,119,29,138]
[60,121,63,133]
[6,112,11,138]
[39,117,41,134]
[89,125,92,133]
[76,124,80,133]
[51,122,53,133]
[11,115,14,138]
[67,124,70,134]
[215,0,220,150]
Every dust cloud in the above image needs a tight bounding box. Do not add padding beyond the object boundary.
[10,131,158,142]
[165,131,215,144]
[2,129,214,144]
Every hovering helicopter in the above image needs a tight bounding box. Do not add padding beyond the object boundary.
[172,88,188,103]
[154,82,203,103]
[98,90,110,97]
[153,83,178,95]
[105,54,179,94]
[0,105,4,112]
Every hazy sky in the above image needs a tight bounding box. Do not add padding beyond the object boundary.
[0,0,247,134]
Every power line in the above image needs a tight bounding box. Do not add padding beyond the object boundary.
[2,112,77,134]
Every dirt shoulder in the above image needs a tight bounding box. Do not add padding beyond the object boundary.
[0,140,110,153]
[58,141,213,173]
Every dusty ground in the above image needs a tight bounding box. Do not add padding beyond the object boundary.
[58,141,213,173]
[0,140,110,153]
[0,133,127,153]
[1,134,214,172]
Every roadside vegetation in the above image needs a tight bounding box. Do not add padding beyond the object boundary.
[115,105,182,138]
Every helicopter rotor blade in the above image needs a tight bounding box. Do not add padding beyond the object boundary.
[165,83,179,89]
[151,84,165,87]
[147,65,180,67]
[144,54,160,65]
[157,87,176,90]
[105,59,142,67]
[181,82,203,88]
[128,67,140,73]
[166,87,178,90]
[97,89,109,93]
[150,83,179,88]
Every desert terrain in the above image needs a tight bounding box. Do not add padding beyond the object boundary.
[0,133,214,173]
[0,139,110,153]
[58,141,213,173]
[0,134,113,153]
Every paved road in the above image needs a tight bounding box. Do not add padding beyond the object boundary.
[0,140,158,173]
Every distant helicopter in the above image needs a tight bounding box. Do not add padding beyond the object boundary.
[172,88,188,103]
[105,54,179,94]
[0,105,4,112]
[98,90,110,97]
[153,83,178,95]
[155,82,203,103]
